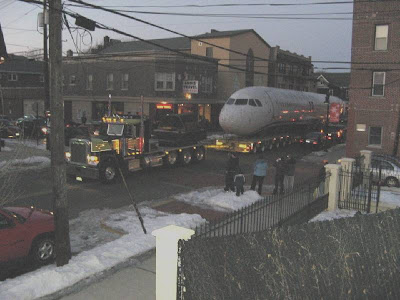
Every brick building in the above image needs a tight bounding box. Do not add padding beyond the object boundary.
[0,55,44,119]
[268,46,315,92]
[346,0,400,157]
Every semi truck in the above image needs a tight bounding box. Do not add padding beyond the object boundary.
[65,114,207,183]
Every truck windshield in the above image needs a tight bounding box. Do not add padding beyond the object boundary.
[107,124,124,136]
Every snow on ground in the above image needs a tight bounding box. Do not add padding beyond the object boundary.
[0,156,50,169]
[0,205,204,300]
[300,143,346,164]
[1,146,12,151]
[310,209,357,222]
[379,188,400,206]
[174,186,264,212]
[5,138,47,151]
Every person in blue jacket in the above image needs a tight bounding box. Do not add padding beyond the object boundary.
[250,154,268,195]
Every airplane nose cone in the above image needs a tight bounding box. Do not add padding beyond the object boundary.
[219,105,252,136]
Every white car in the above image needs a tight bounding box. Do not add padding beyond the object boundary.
[371,155,400,187]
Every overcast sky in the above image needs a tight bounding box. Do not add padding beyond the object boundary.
[1,0,353,71]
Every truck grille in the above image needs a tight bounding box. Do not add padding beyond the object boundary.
[71,141,88,164]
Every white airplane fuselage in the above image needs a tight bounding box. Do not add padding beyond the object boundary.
[219,86,343,136]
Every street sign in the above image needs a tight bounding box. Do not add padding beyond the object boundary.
[182,80,198,94]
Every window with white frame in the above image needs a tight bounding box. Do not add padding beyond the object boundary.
[86,74,93,90]
[372,71,385,96]
[8,73,18,81]
[69,75,76,85]
[202,76,213,93]
[121,73,129,90]
[154,72,175,91]
[375,25,388,51]
[106,73,114,90]
[369,126,382,146]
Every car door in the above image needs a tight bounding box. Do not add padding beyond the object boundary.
[0,212,27,262]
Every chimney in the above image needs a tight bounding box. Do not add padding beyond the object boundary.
[210,29,219,33]
[104,36,110,48]
[66,50,73,57]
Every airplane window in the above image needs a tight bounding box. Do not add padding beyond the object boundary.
[255,99,262,106]
[235,99,248,105]
[226,98,235,105]
[249,99,257,107]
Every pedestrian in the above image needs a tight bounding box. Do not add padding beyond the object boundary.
[317,160,329,197]
[234,168,246,196]
[250,153,268,195]
[284,154,296,192]
[81,112,87,125]
[273,156,287,195]
[224,152,239,192]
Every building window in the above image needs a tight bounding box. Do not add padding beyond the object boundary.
[372,71,385,96]
[375,24,388,51]
[278,63,286,74]
[289,85,293,90]
[69,75,76,86]
[8,73,18,81]
[201,76,213,93]
[369,126,382,146]
[329,89,334,96]
[121,73,129,90]
[206,47,213,58]
[39,75,44,82]
[86,74,93,90]
[289,65,294,74]
[106,73,114,90]
[155,72,175,91]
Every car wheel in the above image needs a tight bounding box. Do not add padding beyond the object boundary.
[193,147,205,162]
[165,151,178,166]
[32,237,55,265]
[180,150,192,165]
[99,160,118,183]
[385,177,399,188]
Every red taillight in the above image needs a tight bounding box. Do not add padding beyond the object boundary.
[138,137,144,152]
[313,141,318,145]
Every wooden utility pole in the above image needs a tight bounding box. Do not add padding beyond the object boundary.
[49,0,71,266]
[43,0,50,111]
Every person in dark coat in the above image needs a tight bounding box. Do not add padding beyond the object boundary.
[224,152,239,192]
[250,154,268,195]
[284,154,296,192]
[81,112,87,125]
[317,160,329,196]
[234,169,246,196]
[273,156,287,195]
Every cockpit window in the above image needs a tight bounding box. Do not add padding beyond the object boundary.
[226,98,235,105]
[255,99,262,107]
[235,99,248,105]
[249,99,257,107]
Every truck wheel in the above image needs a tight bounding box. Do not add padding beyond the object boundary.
[165,151,178,166]
[194,147,205,162]
[267,142,274,151]
[100,161,117,183]
[385,177,399,187]
[180,150,192,165]
[281,140,287,147]
[31,237,55,265]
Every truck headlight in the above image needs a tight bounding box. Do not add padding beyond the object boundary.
[65,152,71,162]
[87,155,99,166]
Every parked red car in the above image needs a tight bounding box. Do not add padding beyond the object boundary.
[0,207,55,265]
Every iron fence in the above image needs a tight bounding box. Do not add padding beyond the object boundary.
[193,176,329,238]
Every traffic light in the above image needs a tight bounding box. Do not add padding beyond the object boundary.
[0,24,8,64]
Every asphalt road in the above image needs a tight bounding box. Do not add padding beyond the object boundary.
[8,143,323,219]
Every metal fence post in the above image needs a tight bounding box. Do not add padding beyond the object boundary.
[326,164,341,211]
[152,225,195,300]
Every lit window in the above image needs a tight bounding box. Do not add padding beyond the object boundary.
[8,73,18,81]
[69,75,76,86]
[375,25,388,51]
[369,126,382,146]
[86,74,93,90]
[122,73,129,90]
[372,72,385,96]
[107,73,114,90]
[154,72,175,91]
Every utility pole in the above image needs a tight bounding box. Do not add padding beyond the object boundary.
[49,0,71,266]
[43,0,50,112]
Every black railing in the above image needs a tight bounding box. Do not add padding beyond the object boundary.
[193,176,329,238]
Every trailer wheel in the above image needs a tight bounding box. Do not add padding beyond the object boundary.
[267,142,274,151]
[165,151,178,166]
[193,147,205,162]
[281,139,287,147]
[99,160,117,183]
[180,150,192,165]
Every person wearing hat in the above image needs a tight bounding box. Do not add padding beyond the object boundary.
[224,152,239,192]
[284,154,296,192]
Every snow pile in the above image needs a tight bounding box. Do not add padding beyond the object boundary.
[0,156,50,169]
[0,206,204,300]
[310,209,357,222]
[174,187,263,212]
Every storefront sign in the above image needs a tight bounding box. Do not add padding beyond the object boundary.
[156,103,173,110]
[182,80,198,94]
